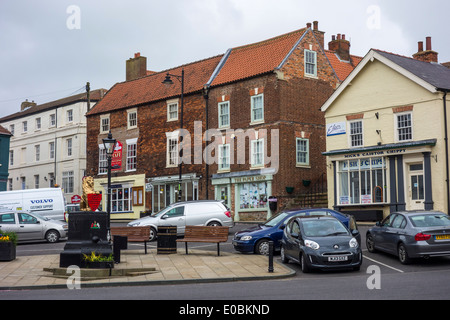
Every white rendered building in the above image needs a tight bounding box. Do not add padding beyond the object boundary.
[0,89,106,204]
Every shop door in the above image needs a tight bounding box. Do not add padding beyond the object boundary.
[407,163,424,210]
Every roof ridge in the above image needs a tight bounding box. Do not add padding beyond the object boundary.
[231,28,307,52]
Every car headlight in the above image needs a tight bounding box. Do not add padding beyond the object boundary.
[62,224,68,230]
[349,237,358,248]
[128,221,140,227]
[240,235,252,241]
[305,240,320,250]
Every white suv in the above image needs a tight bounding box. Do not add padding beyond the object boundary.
[128,200,234,241]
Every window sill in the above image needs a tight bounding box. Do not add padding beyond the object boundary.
[296,164,311,168]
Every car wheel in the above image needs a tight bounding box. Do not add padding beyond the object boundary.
[255,239,270,255]
[300,252,311,273]
[398,243,412,265]
[280,246,289,263]
[149,227,157,241]
[207,221,222,227]
[45,230,60,243]
[366,233,377,253]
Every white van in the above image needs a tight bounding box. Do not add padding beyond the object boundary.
[128,200,234,241]
[0,188,66,221]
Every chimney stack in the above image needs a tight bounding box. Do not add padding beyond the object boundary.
[126,52,148,81]
[413,37,438,63]
[21,99,37,111]
[328,34,351,61]
[307,21,324,48]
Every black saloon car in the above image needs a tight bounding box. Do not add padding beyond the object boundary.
[280,216,362,273]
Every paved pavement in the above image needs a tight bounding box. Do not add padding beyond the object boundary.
[0,247,295,290]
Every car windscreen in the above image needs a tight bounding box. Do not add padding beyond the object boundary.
[151,205,174,217]
[409,214,450,227]
[264,212,290,227]
[302,219,349,237]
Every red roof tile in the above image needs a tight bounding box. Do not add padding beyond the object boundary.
[88,55,223,115]
[325,50,362,81]
[211,29,307,86]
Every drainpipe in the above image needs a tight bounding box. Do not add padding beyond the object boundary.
[203,85,210,199]
[442,90,449,213]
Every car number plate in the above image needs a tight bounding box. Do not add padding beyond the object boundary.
[328,256,348,262]
[435,235,450,240]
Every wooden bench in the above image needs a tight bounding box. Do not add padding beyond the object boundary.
[176,226,229,256]
[110,226,150,254]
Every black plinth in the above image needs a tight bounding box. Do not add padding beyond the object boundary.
[59,211,113,268]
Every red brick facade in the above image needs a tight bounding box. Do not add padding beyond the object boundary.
[86,23,360,221]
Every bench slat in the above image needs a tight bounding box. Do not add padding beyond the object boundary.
[176,226,229,256]
[110,226,150,254]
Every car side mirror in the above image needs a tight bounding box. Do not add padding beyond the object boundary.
[291,232,299,238]
[351,229,359,236]
[279,225,286,230]
[375,221,381,227]
[161,215,167,220]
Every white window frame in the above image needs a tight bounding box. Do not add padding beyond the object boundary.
[218,101,230,128]
[218,144,230,171]
[9,124,14,135]
[126,138,138,172]
[67,109,73,123]
[98,145,107,175]
[296,138,310,166]
[22,121,28,133]
[35,117,41,130]
[251,94,264,124]
[251,139,264,168]
[349,120,364,148]
[395,112,413,142]
[49,142,55,159]
[67,138,73,157]
[62,171,74,194]
[304,49,317,77]
[127,109,138,129]
[9,150,13,166]
[50,114,56,127]
[100,114,110,133]
[34,175,39,189]
[167,99,179,122]
[35,145,40,161]
[166,131,179,167]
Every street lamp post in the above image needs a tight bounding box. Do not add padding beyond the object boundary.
[162,69,184,202]
[102,131,117,241]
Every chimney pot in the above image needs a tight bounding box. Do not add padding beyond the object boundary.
[332,35,336,41]
[135,52,141,58]
[342,34,346,40]
[337,34,341,40]
[426,37,432,51]
[313,21,318,30]
[306,22,312,29]
[418,41,424,52]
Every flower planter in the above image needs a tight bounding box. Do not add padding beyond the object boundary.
[84,261,114,269]
[0,242,16,261]
[285,187,294,194]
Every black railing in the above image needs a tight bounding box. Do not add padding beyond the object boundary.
[299,173,327,208]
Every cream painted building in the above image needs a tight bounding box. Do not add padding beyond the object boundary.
[321,44,450,221]
[0,89,106,205]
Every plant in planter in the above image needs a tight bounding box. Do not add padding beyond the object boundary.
[0,230,17,261]
[82,251,114,269]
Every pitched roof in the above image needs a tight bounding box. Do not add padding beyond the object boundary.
[0,89,107,122]
[375,50,450,91]
[321,49,450,112]
[0,125,11,136]
[210,28,307,86]
[325,50,362,81]
[89,26,361,116]
[88,55,223,115]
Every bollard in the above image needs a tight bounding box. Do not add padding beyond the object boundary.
[268,241,274,273]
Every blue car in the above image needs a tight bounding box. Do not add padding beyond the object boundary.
[232,208,358,255]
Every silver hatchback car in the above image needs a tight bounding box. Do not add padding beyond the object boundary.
[0,211,68,243]
[366,211,450,264]
[128,200,234,241]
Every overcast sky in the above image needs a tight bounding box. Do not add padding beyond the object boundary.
[0,0,448,119]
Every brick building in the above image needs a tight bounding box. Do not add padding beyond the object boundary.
[86,21,361,221]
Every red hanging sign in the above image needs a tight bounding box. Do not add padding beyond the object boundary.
[111,141,123,171]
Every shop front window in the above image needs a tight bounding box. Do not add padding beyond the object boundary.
[239,182,268,209]
[338,157,387,205]
[111,187,132,213]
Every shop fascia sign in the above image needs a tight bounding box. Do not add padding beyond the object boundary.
[326,122,346,136]
[233,175,267,183]
[343,148,407,159]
